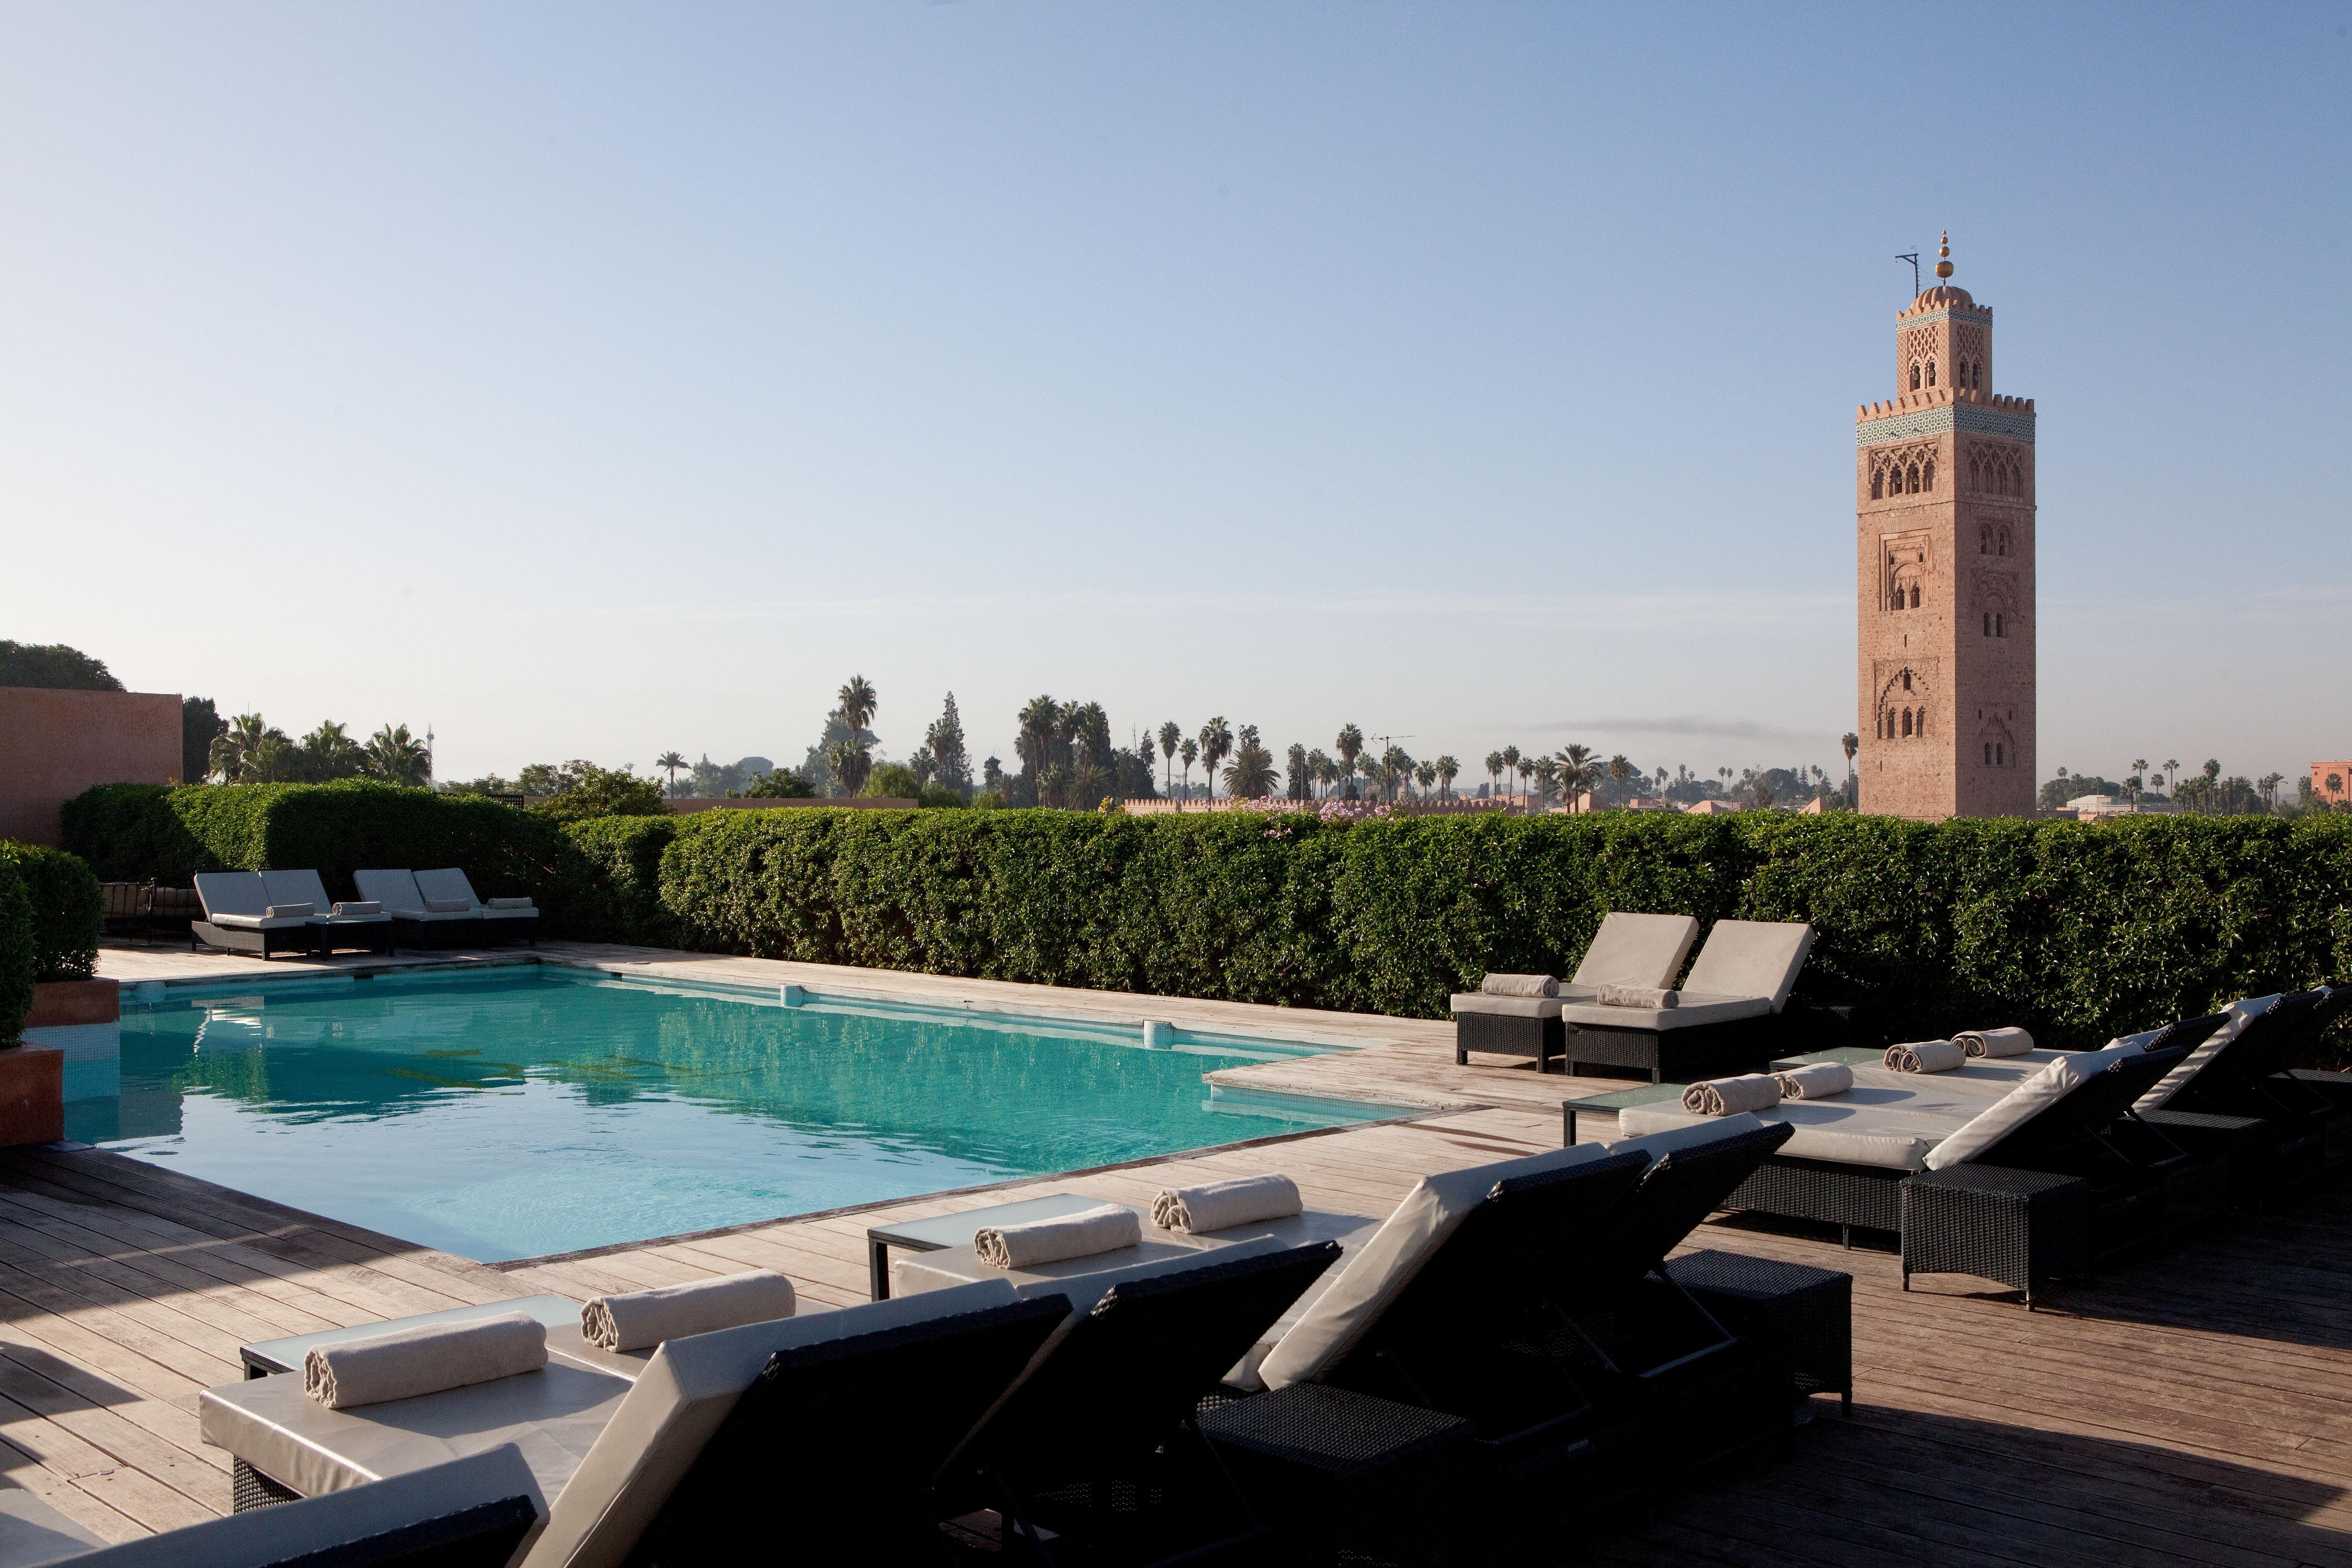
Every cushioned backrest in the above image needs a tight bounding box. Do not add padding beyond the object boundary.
[414,869,482,910]
[78,1445,543,1567]
[1570,913,1702,990]
[1924,1044,2141,1170]
[1681,921,1815,1011]
[2131,997,2277,1111]
[193,871,268,919]
[260,869,335,913]
[2179,990,2334,1106]
[354,869,427,914]
[1255,1140,1616,1390]
[523,1279,1021,1568]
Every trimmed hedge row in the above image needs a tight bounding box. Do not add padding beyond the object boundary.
[642,809,2352,1051]
[62,782,564,903]
[0,860,31,1041]
[57,784,2352,1052]
[0,844,103,982]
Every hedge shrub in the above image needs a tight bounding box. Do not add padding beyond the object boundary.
[0,844,103,982]
[545,815,679,946]
[61,781,568,905]
[0,861,32,1042]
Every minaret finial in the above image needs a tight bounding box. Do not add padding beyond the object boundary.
[1934,231,1954,281]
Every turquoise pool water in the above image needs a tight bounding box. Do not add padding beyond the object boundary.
[76,966,1403,1262]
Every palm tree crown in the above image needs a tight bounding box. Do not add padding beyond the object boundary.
[1198,717,1233,799]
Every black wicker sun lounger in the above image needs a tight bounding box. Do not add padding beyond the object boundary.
[2143,988,2351,1187]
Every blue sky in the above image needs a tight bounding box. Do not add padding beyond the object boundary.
[3,3,2344,789]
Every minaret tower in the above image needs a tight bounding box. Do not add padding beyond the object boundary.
[1855,235,2037,819]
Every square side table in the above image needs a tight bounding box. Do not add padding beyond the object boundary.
[1899,1166,2090,1308]
[1560,1083,1687,1146]
[1664,1248,1852,1416]
[866,1193,1130,1300]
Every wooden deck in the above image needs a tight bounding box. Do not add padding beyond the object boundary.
[12,940,2344,1563]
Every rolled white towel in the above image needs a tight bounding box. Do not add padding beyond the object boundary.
[1151,1174,1302,1233]
[487,896,536,910]
[1773,1063,1854,1099]
[1679,1074,1782,1116]
[580,1270,798,1352]
[1956,1026,2034,1058]
[1883,1040,1968,1073]
[423,897,473,913]
[332,901,382,916]
[975,1203,1140,1269]
[1480,974,1558,998]
[304,1313,546,1410]
[1597,984,1679,1009]
[264,903,315,919]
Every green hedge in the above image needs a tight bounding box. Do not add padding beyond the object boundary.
[0,844,102,982]
[61,781,567,905]
[650,810,2352,1051]
[0,861,31,1042]
[55,785,2352,1054]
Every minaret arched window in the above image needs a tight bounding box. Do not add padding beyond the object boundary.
[1905,463,1919,494]
[1971,361,1982,389]
[1996,613,2005,637]
[1997,526,2010,556]
[1979,524,1991,554]
[1924,460,1935,491]
[1908,584,1921,609]
[1984,743,1993,764]
[1901,710,1912,738]
[1996,743,2005,766]
[1926,360,1937,387]
[1870,469,1883,500]
[1909,364,1921,391]
[1983,612,1991,636]
[1901,669,1913,692]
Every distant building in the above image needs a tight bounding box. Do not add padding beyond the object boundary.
[2058,793,2175,822]
[1854,234,2037,820]
[2313,762,2352,806]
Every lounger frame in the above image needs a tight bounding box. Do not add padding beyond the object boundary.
[190,920,317,960]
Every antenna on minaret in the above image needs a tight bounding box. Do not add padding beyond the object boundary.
[1896,253,1920,294]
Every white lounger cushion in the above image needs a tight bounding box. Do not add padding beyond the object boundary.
[522,1278,1020,1568]
[1680,920,1815,1013]
[262,870,392,925]
[1449,993,1562,1019]
[1848,1051,2071,1098]
[1572,912,1702,990]
[1257,1139,1631,1392]
[2133,995,2281,1112]
[1555,993,1773,1032]
[418,868,539,921]
[207,912,315,931]
[193,871,273,922]
[356,870,477,921]
[1617,1088,1982,1171]
[1922,1044,2141,1171]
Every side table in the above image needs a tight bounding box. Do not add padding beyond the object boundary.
[865,1193,1122,1300]
[1560,1083,1689,1146]
[1664,1249,1852,1416]
[1899,1165,2091,1308]
[1198,1383,1483,1568]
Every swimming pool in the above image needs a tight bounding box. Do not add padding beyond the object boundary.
[77,965,1406,1262]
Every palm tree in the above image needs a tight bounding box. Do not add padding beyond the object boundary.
[1415,760,1437,797]
[1158,722,1182,795]
[1017,695,1060,780]
[2258,772,2285,811]
[1314,752,1338,800]
[1198,717,1234,801]
[1380,745,1410,805]
[1178,737,1199,801]
[1334,724,1364,794]
[1286,743,1310,802]
[1305,748,1331,800]
[1531,757,1560,812]
[1841,732,1859,792]
[655,750,688,793]
[1436,756,1459,799]
[1557,744,1596,813]
[1501,745,1522,810]
[1484,751,1504,801]
[1608,754,1631,810]
[2163,758,2181,800]
[364,724,432,787]
[209,712,287,782]
[837,675,878,740]
[2128,759,2148,805]
[1223,740,1279,799]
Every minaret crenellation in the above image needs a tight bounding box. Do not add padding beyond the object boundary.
[1854,235,2037,819]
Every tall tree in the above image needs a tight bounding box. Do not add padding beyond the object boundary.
[837,674,879,739]
[1501,745,1522,810]
[365,724,433,787]
[0,642,122,690]
[1436,755,1459,799]
[1608,754,1631,810]
[1557,744,1597,812]
[1381,744,1410,805]
[925,693,972,792]
[1484,751,1504,800]
[655,750,688,792]
[1532,756,1560,811]
[1841,732,1859,794]
[1178,737,1199,801]
[1334,725,1364,793]
[1286,743,1310,802]
[1223,740,1278,799]
[1198,717,1233,801]
[1157,721,1181,796]
[1016,695,1061,781]
[1314,752,1338,799]
[182,697,226,784]
[1416,760,1437,797]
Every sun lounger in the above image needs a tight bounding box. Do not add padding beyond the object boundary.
[413,869,538,946]
[1555,920,1816,1082]
[934,1243,1344,1564]
[1612,1042,2223,1298]
[200,1278,1040,1566]
[2147,989,2351,1185]
[191,872,319,960]
[0,1446,541,1568]
[353,870,481,949]
[259,871,395,957]
[1452,913,1702,1074]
